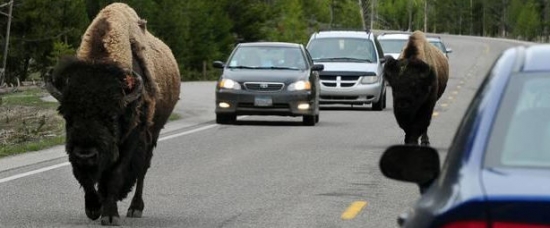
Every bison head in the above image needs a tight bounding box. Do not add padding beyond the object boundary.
[46,57,143,172]
[383,56,436,120]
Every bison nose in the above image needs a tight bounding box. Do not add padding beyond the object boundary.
[73,147,98,165]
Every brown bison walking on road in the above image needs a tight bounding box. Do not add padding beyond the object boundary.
[383,31,449,146]
[45,3,180,226]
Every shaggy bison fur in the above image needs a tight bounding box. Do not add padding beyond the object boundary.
[45,3,180,226]
[383,30,449,146]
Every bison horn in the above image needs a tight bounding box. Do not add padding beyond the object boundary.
[44,68,63,101]
[123,71,143,104]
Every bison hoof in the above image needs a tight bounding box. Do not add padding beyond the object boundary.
[127,208,143,218]
[86,208,102,220]
[100,215,121,226]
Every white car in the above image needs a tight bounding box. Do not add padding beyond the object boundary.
[377,32,452,59]
[306,30,387,111]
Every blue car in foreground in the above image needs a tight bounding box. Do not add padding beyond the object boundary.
[380,44,550,227]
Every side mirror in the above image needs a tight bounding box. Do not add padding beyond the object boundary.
[312,64,324,71]
[379,145,440,186]
[213,61,225,69]
[446,48,453,54]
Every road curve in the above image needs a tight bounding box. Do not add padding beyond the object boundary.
[0,34,534,228]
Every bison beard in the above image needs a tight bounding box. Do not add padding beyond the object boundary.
[45,3,180,226]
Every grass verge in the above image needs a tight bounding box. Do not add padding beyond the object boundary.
[0,87,65,158]
[0,86,182,158]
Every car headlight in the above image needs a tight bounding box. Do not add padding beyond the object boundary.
[288,80,311,91]
[219,79,241,90]
[361,75,378,84]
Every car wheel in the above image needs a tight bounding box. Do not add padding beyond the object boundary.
[303,115,316,126]
[315,114,319,123]
[216,114,236,124]
[372,89,386,111]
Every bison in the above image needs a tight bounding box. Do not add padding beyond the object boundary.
[383,31,449,146]
[45,3,180,226]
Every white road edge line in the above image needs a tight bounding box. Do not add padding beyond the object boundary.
[0,124,218,184]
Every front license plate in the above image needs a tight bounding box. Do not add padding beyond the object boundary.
[254,96,272,107]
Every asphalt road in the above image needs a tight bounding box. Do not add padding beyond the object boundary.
[0,35,532,228]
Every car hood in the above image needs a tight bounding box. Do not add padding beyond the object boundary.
[313,62,379,73]
[223,68,308,83]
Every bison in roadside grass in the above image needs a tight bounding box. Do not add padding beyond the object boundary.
[45,3,180,226]
[383,30,449,146]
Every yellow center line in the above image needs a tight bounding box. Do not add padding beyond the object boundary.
[341,201,368,220]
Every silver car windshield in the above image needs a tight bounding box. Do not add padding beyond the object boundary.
[308,38,376,62]
[486,74,550,168]
[227,46,306,70]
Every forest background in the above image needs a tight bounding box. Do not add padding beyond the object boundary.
[0,0,547,84]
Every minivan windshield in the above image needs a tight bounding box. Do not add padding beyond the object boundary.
[307,38,376,63]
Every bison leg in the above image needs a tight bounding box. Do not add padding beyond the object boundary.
[420,132,430,146]
[128,136,155,218]
[85,187,102,220]
[99,186,122,226]
[127,177,145,218]
[404,133,419,145]
[98,168,126,226]
[73,169,102,220]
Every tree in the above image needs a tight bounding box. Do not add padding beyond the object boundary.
[514,0,541,40]
[2,0,88,84]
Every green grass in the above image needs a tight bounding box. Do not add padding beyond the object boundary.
[0,87,66,158]
[0,86,182,158]
[169,113,181,121]
[0,136,65,157]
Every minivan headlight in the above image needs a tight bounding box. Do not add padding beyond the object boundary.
[288,80,311,91]
[361,75,378,84]
[219,79,241,90]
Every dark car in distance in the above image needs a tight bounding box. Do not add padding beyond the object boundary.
[213,42,324,126]
[380,44,550,227]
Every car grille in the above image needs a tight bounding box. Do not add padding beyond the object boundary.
[244,82,284,92]
[238,103,290,109]
[319,75,360,87]
[320,95,359,100]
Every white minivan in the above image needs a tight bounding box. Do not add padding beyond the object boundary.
[306,30,387,110]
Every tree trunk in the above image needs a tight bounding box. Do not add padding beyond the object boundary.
[424,0,428,32]
[545,0,550,42]
[408,0,412,31]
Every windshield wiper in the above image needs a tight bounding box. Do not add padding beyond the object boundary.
[263,66,299,70]
[227,65,259,69]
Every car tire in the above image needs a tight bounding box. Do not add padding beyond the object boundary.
[303,115,316,126]
[315,114,319,123]
[216,114,236,124]
[372,89,386,111]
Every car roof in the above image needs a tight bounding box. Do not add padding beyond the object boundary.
[309,30,374,39]
[377,32,443,42]
[238,42,302,48]
[521,44,550,72]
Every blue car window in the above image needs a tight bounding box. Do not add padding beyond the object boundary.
[486,75,550,168]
